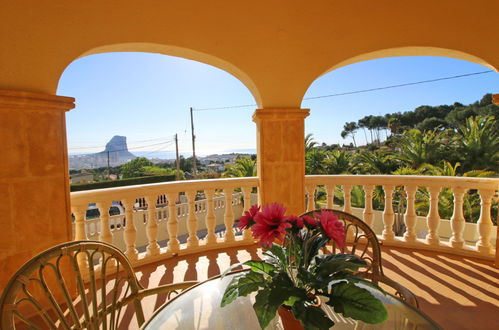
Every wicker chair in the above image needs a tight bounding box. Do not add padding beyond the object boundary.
[0,241,197,329]
[300,209,419,308]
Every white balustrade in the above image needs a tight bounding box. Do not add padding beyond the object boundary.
[122,198,138,262]
[363,185,374,227]
[70,175,496,266]
[426,186,441,245]
[70,177,258,266]
[96,201,113,245]
[241,186,254,241]
[342,184,352,213]
[306,185,315,211]
[185,190,200,248]
[305,175,498,260]
[403,185,417,243]
[382,185,396,241]
[205,189,218,246]
[223,188,235,242]
[450,187,466,248]
[476,189,495,253]
[145,195,160,257]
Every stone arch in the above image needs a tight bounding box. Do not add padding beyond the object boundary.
[317,46,498,82]
[58,42,261,107]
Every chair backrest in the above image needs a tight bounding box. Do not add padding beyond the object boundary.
[299,209,383,282]
[0,241,147,329]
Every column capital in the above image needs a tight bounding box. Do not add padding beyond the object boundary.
[0,89,75,112]
[252,108,310,123]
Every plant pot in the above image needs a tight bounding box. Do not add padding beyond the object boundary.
[278,306,304,330]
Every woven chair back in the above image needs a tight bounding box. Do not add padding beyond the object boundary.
[0,241,146,329]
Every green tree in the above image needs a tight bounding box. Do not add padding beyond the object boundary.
[223,156,257,177]
[341,122,358,147]
[353,150,399,174]
[305,133,317,153]
[396,129,442,168]
[324,150,352,174]
[305,149,327,174]
[456,116,499,172]
[120,157,153,178]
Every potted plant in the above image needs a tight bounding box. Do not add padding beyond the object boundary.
[220,203,388,329]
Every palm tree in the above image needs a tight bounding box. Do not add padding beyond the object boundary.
[396,129,441,169]
[305,149,327,174]
[324,150,352,174]
[341,122,358,147]
[223,156,256,177]
[353,150,399,174]
[305,133,318,153]
[456,116,499,172]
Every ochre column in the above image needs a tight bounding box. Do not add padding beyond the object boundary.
[0,90,74,289]
[253,108,309,215]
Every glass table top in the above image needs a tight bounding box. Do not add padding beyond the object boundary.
[143,272,441,330]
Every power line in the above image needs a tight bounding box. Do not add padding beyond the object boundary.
[69,140,175,155]
[69,136,176,150]
[191,70,494,111]
[303,70,493,100]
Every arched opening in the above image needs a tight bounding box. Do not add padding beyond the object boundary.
[58,50,258,182]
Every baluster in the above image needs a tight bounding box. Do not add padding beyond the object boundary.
[403,185,417,242]
[426,186,441,245]
[342,184,352,213]
[72,205,89,270]
[450,187,466,248]
[122,199,138,262]
[185,190,200,248]
[381,185,395,241]
[325,184,335,209]
[145,195,160,257]
[205,189,218,245]
[73,205,88,241]
[241,186,254,241]
[224,188,235,242]
[96,201,113,245]
[476,189,495,254]
[363,185,374,227]
[306,185,315,211]
[166,193,180,253]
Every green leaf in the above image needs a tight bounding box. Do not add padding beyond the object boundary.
[220,262,245,277]
[313,254,369,277]
[293,304,335,330]
[237,271,266,296]
[244,260,276,275]
[220,276,243,307]
[253,289,280,329]
[265,244,287,265]
[282,295,301,307]
[326,282,387,324]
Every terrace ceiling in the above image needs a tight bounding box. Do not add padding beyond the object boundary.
[0,0,498,108]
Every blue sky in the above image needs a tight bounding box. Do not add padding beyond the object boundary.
[58,53,499,157]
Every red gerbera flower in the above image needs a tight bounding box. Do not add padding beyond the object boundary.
[237,204,260,230]
[286,215,304,229]
[252,203,291,247]
[302,215,318,227]
[317,210,345,248]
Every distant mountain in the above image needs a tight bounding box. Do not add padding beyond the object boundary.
[69,136,136,170]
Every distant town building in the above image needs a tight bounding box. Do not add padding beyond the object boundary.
[70,173,94,184]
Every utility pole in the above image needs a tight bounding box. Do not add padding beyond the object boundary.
[190,107,197,177]
[175,133,180,181]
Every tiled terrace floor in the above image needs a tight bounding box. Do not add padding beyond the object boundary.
[131,245,498,330]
